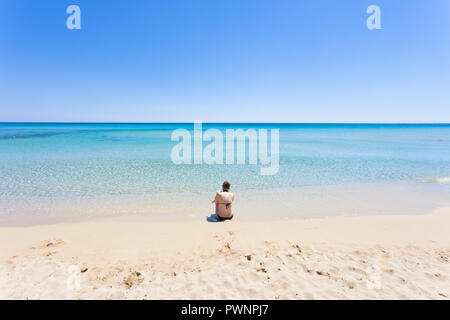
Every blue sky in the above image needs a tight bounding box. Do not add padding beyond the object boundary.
[0,0,449,123]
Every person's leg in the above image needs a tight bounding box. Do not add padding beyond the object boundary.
[217,215,233,222]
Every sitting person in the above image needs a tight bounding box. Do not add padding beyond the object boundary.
[211,181,234,221]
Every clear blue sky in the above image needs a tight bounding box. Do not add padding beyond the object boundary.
[0,0,449,123]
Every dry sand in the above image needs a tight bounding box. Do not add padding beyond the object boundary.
[0,207,449,300]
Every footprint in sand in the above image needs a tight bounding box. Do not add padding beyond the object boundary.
[31,239,66,250]
[123,271,143,289]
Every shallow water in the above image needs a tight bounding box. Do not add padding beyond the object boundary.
[1,123,450,225]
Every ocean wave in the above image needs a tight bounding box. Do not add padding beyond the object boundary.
[432,177,450,184]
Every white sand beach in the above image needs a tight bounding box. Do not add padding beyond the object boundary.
[0,207,449,300]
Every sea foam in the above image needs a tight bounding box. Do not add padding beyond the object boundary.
[434,177,450,184]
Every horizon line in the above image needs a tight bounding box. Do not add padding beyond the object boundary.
[1,121,450,125]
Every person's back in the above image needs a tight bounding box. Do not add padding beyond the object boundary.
[212,181,234,221]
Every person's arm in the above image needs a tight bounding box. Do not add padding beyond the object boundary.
[212,192,219,203]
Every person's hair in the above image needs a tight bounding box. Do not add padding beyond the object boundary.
[222,181,231,191]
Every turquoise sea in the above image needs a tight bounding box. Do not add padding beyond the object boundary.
[1,123,450,225]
